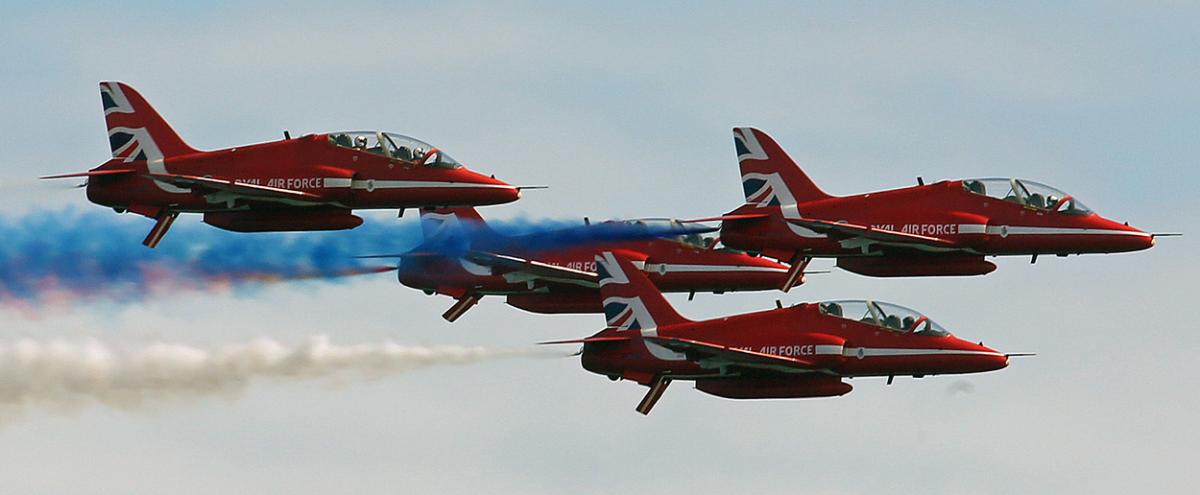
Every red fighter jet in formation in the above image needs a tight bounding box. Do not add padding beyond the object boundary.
[382,208,798,321]
[546,252,1017,415]
[42,82,521,247]
[718,127,1160,285]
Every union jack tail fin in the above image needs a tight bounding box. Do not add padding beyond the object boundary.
[734,127,831,208]
[100,81,198,162]
[418,207,499,242]
[596,251,689,331]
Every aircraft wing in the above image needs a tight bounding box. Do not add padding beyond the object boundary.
[644,336,819,371]
[462,251,600,287]
[146,173,326,202]
[787,218,961,251]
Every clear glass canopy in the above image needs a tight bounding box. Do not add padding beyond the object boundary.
[619,218,716,249]
[327,131,462,168]
[962,178,1091,215]
[818,300,949,336]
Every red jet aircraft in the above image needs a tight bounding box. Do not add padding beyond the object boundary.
[546,252,1016,415]
[718,127,1159,284]
[384,208,800,321]
[43,82,521,247]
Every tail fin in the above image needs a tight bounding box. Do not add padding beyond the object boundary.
[733,127,831,208]
[419,207,498,241]
[100,81,198,162]
[596,251,689,330]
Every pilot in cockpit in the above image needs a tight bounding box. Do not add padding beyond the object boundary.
[394,146,413,161]
[1027,193,1045,208]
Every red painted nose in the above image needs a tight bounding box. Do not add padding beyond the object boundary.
[1093,217,1155,253]
[466,171,521,206]
[969,343,1009,373]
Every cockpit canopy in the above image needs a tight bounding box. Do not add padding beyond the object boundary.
[618,218,718,249]
[327,131,463,169]
[962,178,1092,215]
[818,300,950,336]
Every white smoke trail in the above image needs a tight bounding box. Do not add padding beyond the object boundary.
[0,335,560,423]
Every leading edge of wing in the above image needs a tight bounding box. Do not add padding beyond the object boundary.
[146,172,325,201]
[645,336,818,370]
[787,218,960,248]
[463,251,599,286]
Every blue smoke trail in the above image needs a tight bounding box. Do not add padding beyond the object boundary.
[408,216,717,257]
[0,209,418,306]
[0,209,713,308]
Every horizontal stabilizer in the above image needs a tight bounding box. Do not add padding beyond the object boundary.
[538,336,633,345]
[681,213,770,223]
[355,251,451,261]
[40,169,136,179]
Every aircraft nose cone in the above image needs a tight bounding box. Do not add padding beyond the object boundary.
[950,339,1009,373]
[469,172,521,205]
[980,353,1009,372]
[1099,218,1155,252]
[1118,227,1155,252]
[973,343,1009,372]
[503,184,522,202]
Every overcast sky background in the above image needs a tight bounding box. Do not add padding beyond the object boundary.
[1,2,1197,493]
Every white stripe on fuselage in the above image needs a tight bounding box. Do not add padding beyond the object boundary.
[785,219,1146,241]
[814,345,843,355]
[979,225,1150,237]
[643,263,789,274]
[187,177,511,192]
[843,347,1005,358]
[350,180,514,190]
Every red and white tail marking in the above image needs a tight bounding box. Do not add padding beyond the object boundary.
[734,127,831,209]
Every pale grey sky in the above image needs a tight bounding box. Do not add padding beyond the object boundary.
[0,2,1196,494]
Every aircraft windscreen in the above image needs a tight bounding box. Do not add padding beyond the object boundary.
[383,133,461,169]
[327,131,462,168]
[962,178,1092,215]
[329,131,390,156]
[619,219,715,248]
[819,300,949,336]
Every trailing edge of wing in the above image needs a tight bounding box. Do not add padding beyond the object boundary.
[787,218,959,248]
[644,336,818,370]
[146,172,325,201]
